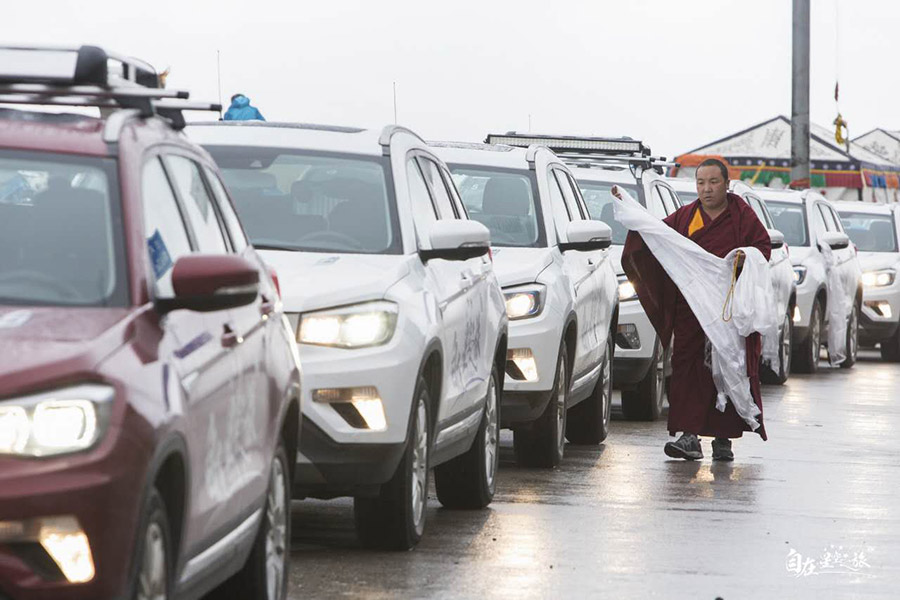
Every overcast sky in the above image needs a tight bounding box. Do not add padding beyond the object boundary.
[6,0,899,158]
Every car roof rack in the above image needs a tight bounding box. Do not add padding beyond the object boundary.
[0,45,220,131]
[485,132,652,156]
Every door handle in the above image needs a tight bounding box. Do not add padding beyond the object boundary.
[586,258,598,272]
[260,294,275,317]
[221,325,242,348]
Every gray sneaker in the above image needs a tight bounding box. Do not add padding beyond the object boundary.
[664,433,703,460]
[712,437,734,461]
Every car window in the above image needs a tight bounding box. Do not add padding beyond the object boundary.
[204,166,248,253]
[0,150,127,307]
[656,184,678,216]
[825,205,844,232]
[647,184,667,218]
[838,211,899,252]
[449,166,544,248]
[815,204,834,233]
[142,158,193,297]
[554,170,584,219]
[576,180,638,245]
[546,170,572,241]
[745,195,771,228]
[165,155,228,254]
[440,166,468,219]
[407,157,437,233]
[768,201,809,247]
[206,146,400,254]
[418,157,457,219]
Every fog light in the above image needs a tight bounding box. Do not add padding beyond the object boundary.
[313,387,387,430]
[39,517,95,583]
[793,305,802,323]
[616,323,640,349]
[506,348,538,381]
[865,300,893,319]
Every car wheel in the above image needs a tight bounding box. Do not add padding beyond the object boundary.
[566,331,613,444]
[840,302,859,369]
[762,308,793,385]
[132,488,172,600]
[621,337,664,421]
[435,364,500,509]
[354,378,430,550]
[793,299,822,374]
[226,442,290,600]
[513,341,568,468]
[880,326,900,362]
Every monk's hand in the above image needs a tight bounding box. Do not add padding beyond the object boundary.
[734,250,745,270]
[611,185,623,200]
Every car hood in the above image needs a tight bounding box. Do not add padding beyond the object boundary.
[258,250,412,312]
[789,245,815,266]
[0,307,132,395]
[856,251,900,273]
[491,247,555,288]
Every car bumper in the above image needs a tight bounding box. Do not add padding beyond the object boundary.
[612,299,657,387]
[0,423,147,600]
[859,286,900,344]
[501,305,564,422]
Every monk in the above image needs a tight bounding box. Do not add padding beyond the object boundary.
[621,158,771,461]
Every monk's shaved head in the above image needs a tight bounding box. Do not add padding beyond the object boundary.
[696,159,730,215]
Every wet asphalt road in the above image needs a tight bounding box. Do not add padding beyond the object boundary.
[284,351,899,599]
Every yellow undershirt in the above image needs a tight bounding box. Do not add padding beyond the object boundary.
[688,208,705,236]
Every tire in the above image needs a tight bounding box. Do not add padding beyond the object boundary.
[513,341,568,468]
[793,299,822,374]
[228,443,291,600]
[621,337,665,421]
[566,332,613,444]
[354,378,430,550]
[840,302,859,369]
[880,326,900,362]
[131,488,173,600]
[761,308,793,385]
[435,364,500,509]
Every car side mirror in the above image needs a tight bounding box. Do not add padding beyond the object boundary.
[559,220,612,252]
[419,220,491,262]
[819,231,850,251]
[768,228,785,250]
[155,254,260,314]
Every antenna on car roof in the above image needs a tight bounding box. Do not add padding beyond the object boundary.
[0,45,221,130]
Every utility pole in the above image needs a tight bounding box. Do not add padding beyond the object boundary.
[791,0,810,188]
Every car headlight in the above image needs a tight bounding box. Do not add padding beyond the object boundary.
[298,301,398,348]
[862,269,896,288]
[0,384,113,457]
[793,266,807,285]
[617,275,638,302]
[503,285,545,320]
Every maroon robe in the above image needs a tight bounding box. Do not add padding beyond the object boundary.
[622,193,772,440]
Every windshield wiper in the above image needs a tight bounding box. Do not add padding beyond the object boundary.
[252,243,304,252]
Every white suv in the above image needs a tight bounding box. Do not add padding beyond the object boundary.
[568,148,682,422]
[834,201,900,361]
[189,122,508,550]
[432,139,618,468]
[763,190,862,372]
[671,178,798,384]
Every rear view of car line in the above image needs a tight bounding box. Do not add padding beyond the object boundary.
[189,122,508,551]
[763,189,862,372]
[433,134,618,469]
[834,201,900,361]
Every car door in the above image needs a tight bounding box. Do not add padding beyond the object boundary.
[824,202,861,310]
[407,154,469,421]
[163,153,259,553]
[547,166,596,388]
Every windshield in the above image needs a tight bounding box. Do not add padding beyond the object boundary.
[767,201,809,247]
[577,181,639,245]
[0,151,127,307]
[205,147,400,254]
[838,211,898,253]
[449,166,545,247]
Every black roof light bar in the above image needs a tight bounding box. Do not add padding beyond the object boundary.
[0,45,220,130]
[485,132,651,157]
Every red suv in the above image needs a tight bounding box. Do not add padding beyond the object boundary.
[0,46,300,600]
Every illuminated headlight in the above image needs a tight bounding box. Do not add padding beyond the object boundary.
[617,275,638,302]
[313,387,387,430]
[862,269,896,288]
[506,349,538,381]
[503,285,545,320]
[299,301,398,348]
[793,266,807,285]
[0,384,112,457]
